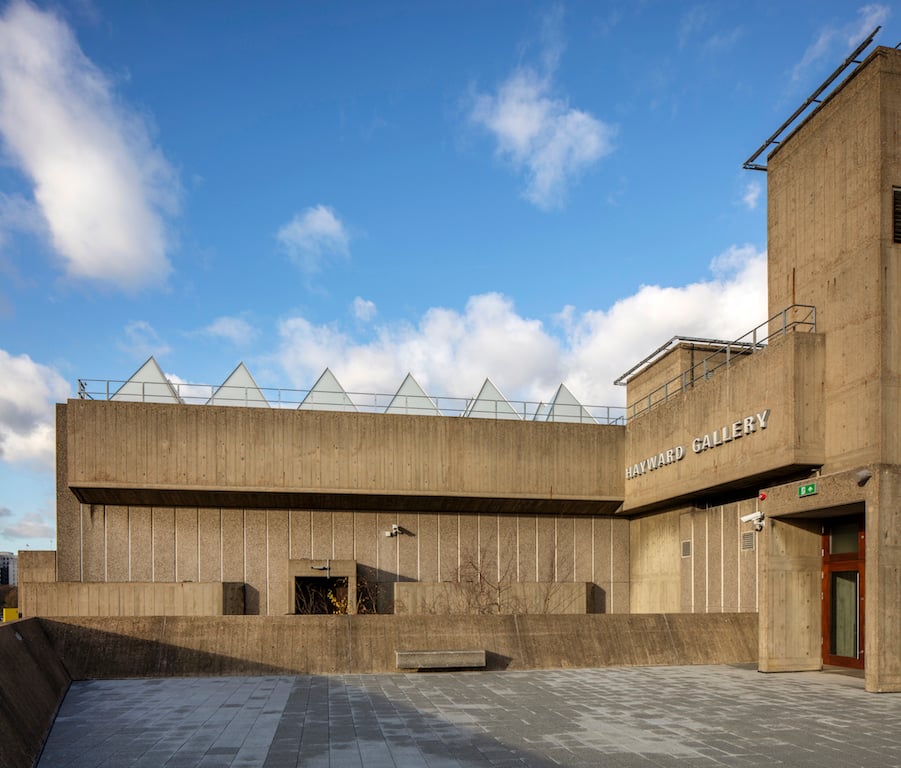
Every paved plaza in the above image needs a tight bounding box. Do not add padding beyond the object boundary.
[38,664,901,767]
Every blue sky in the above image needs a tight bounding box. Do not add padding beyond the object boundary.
[0,0,894,553]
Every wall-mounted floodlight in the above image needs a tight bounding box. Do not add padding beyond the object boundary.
[855,469,873,487]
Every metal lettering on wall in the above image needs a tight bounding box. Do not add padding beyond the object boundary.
[625,409,770,481]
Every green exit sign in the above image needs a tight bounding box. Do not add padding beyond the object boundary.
[798,483,817,497]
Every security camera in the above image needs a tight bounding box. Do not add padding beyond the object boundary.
[854,469,872,487]
[385,524,401,537]
[740,511,764,524]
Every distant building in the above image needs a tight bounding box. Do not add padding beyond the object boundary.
[0,553,18,586]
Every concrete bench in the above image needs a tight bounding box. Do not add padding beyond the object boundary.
[395,649,487,670]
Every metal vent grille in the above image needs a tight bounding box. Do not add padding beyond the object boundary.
[741,531,755,551]
[894,188,901,244]
[681,539,692,558]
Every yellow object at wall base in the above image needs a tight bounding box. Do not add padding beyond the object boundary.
[2,608,19,622]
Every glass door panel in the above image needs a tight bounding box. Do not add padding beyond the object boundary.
[830,571,859,658]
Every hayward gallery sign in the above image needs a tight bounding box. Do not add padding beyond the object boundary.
[625,409,771,481]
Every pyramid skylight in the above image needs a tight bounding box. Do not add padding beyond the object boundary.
[464,378,522,420]
[385,373,441,416]
[298,368,358,412]
[207,362,270,408]
[539,384,596,424]
[111,357,181,404]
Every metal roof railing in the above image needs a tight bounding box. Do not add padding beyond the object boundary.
[621,304,816,421]
[75,379,627,425]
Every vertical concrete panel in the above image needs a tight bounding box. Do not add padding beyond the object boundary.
[129,507,152,581]
[739,537,759,612]
[417,513,439,583]
[289,510,312,560]
[556,517,575,582]
[197,508,221,583]
[377,512,399,581]
[609,581,630,615]
[592,517,612,585]
[458,514,479,582]
[536,517,555,582]
[573,517,593,583]
[353,512,378,582]
[612,517,630,580]
[759,517,821,671]
[438,514,459,582]
[244,510,267,615]
[478,516,499,584]
[105,506,129,582]
[738,500,759,612]
[332,511,354,560]
[311,511,332,559]
[397,512,419,581]
[152,507,175,582]
[82,505,105,582]
[707,508,723,613]
[611,517,630,613]
[175,508,199,582]
[680,512,693,612]
[518,516,537,582]
[267,510,289,617]
[57,404,81,581]
[497,516,517,583]
[693,510,708,613]
[722,503,741,612]
[221,509,244,583]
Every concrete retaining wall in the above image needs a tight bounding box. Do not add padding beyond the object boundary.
[393,582,593,614]
[0,619,70,768]
[39,613,757,679]
[21,581,245,618]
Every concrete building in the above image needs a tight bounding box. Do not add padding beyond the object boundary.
[18,46,901,692]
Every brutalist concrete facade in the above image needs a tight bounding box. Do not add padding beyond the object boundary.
[20,46,901,692]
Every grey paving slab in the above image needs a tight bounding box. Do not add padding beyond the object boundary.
[36,665,901,767]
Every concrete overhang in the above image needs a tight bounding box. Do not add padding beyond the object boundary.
[68,483,624,516]
[759,466,874,519]
[621,332,826,514]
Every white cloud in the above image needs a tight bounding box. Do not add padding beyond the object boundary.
[792,4,889,83]
[277,205,349,273]
[203,316,258,346]
[0,349,70,468]
[2,510,54,540]
[742,181,761,210]
[119,320,171,360]
[275,246,767,409]
[0,1,178,290]
[164,372,212,405]
[352,297,377,322]
[470,66,615,209]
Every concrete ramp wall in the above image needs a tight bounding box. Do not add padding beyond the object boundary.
[0,619,70,768]
[39,613,757,679]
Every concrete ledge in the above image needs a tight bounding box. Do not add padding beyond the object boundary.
[0,619,71,768]
[38,613,758,678]
[20,581,245,617]
[396,649,487,670]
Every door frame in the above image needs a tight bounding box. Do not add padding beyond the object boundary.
[821,515,865,669]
